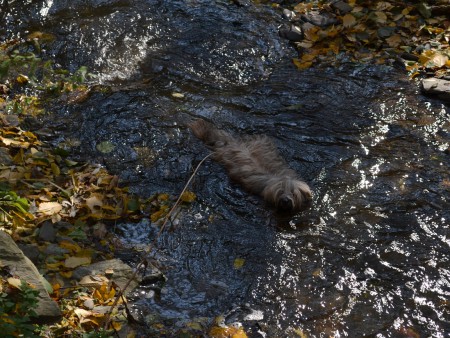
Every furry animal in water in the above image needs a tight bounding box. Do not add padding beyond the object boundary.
[189,119,312,212]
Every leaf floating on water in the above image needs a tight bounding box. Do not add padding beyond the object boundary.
[96,141,115,153]
[293,328,308,338]
[16,74,29,85]
[172,92,184,98]
[85,194,103,214]
[233,258,245,269]
[181,190,196,203]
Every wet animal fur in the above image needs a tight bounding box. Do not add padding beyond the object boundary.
[189,119,312,212]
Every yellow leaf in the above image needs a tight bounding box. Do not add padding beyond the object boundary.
[209,326,248,338]
[431,53,448,68]
[74,308,92,319]
[7,277,23,289]
[16,74,29,85]
[59,240,82,252]
[39,201,62,215]
[150,205,169,222]
[181,191,196,203]
[418,54,430,66]
[342,13,356,28]
[234,258,245,269]
[293,328,308,337]
[46,262,65,271]
[60,270,73,278]
[111,320,122,331]
[0,136,30,148]
[157,193,170,201]
[51,162,61,176]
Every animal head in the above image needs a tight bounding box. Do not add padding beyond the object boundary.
[262,177,312,212]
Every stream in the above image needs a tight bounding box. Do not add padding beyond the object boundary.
[3,0,450,336]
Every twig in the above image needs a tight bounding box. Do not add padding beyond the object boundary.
[157,152,213,237]
[103,152,213,330]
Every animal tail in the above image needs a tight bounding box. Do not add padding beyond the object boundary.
[189,119,233,148]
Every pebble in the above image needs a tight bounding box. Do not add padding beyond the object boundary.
[278,24,303,42]
[38,221,57,242]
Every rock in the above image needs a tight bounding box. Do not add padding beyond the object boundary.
[44,243,70,256]
[84,298,95,309]
[300,11,338,27]
[282,9,297,21]
[278,24,303,42]
[421,78,450,102]
[0,147,13,165]
[0,230,62,324]
[38,221,57,242]
[73,259,141,296]
[331,0,353,14]
[17,243,41,264]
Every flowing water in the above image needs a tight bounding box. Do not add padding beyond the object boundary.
[3,0,450,336]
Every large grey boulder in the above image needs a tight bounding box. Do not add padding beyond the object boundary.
[0,230,62,323]
[421,78,450,102]
[73,258,142,296]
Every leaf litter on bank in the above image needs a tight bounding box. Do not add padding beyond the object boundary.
[288,0,450,79]
[0,36,197,337]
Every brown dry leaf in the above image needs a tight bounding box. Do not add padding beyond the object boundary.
[79,275,109,288]
[374,11,387,24]
[304,26,320,42]
[85,194,103,214]
[293,58,313,70]
[64,256,91,269]
[431,53,448,68]
[386,34,402,47]
[342,13,356,28]
[39,201,62,215]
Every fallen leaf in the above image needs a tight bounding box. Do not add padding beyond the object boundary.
[234,258,245,269]
[86,194,103,214]
[386,34,402,47]
[39,201,62,215]
[342,13,356,28]
[64,256,91,269]
[96,141,115,153]
[209,326,248,338]
[7,277,23,289]
[431,53,448,68]
[181,191,196,203]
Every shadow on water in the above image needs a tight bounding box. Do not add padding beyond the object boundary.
[4,0,450,336]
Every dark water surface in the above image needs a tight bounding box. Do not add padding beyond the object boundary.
[4,1,450,336]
